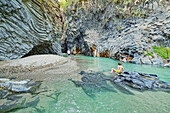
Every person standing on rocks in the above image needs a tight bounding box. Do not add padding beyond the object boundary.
[73,49,76,56]
[67,50,71,57]
[111,62,124,74]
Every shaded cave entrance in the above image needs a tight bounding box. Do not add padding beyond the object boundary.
[22,42,58,58]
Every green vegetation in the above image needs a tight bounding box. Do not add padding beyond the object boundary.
[145,51,154,57]
[153,46,170,59]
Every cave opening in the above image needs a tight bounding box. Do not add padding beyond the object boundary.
[22,42,57,58]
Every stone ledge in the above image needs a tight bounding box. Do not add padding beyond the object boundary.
[0,55,68,74]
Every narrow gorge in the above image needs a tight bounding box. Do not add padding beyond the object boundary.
[0,0,170,66]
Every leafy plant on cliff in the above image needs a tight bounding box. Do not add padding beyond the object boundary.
[145,51,154,57]
[153,46,170,59]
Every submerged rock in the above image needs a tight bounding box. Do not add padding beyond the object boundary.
[0,90,9,99]
[0,94,40,113]
[70,71,170,97]
[69,71,117,97]
[0,78,41,96]
[0,77,41,112]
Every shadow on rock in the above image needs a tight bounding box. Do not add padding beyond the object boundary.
[69,71,170,97]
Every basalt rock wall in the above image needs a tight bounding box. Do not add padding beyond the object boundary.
[63,1,170,65]
[0,0,62,61]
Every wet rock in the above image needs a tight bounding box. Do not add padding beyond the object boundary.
[0,82,11,90]
[70,71,170,97]
[0,77,41,112]
[9,85,31,93]
[8,81,41,93]
[0,94,40,113]
[70,71,117,97]
[164,63,170,67]
[5,79,31,85]
[0,90,9,99]
[0,78,41,96]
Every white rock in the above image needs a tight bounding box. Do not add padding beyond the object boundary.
[5,79,31,85]
[0,78,10,83]
[164,63,170,67]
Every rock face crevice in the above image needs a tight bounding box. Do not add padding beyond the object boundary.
[0,0,62,60]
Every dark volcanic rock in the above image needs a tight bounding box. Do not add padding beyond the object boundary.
[0,0,62,60]
[0,78,41,112]
[62,2,170,66]
[0,90,9,99]
[0,78,41,96]
[0,94,40,113]
[70,71,117,97]
[70,71,170,97]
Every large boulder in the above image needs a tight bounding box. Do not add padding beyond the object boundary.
[140,56,152,65]
[0,55,68,74]
[152,58,164,65]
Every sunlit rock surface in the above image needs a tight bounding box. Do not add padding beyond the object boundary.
[0,0,62,60]
[0,55,68,74]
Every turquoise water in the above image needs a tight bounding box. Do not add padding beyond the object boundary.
[74,55,170,83]
[13,56,170,113]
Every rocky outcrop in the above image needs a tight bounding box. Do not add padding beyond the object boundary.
[164,63,170,67]
[0,0,169,67]
[0,0,62,61]
[0,93,40,113]
[0,55,68,74]
[115,71,170,90]
[70,71,170,97]
[0,77,41,112]
[0,78,41,98]
[62,1,170,66]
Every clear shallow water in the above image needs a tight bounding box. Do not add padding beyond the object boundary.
[74,55,170,83]
[13,56,170,113]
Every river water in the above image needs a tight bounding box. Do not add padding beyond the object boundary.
[12,55,170,113]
